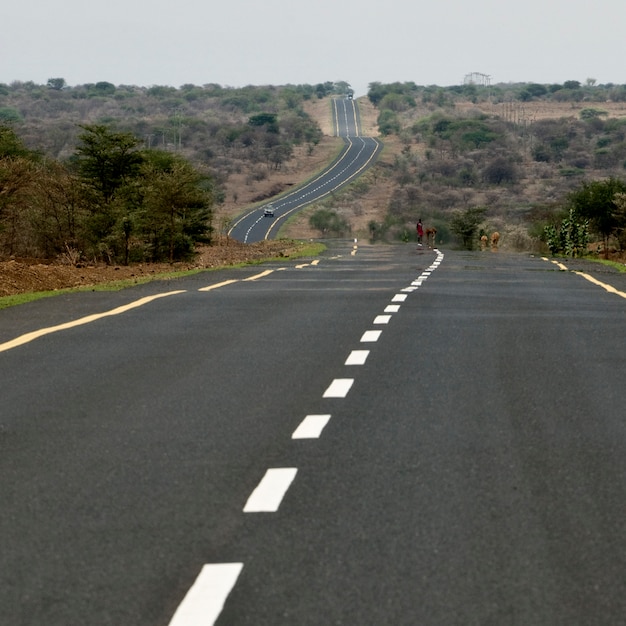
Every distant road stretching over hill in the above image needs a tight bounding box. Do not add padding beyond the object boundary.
[228,98,381,243]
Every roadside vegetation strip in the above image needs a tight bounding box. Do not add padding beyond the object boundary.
[0,290,186,353]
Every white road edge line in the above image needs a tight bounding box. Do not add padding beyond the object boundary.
[292,414,332,439]
[323,378,354,398]
[167,563,243,626]
[243,468,298,513]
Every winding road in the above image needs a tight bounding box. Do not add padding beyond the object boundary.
[228,98,381,243]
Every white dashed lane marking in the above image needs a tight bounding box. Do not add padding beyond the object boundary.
[167,563,243,626]
[292,414,332,439]
[323,378,354,398]
[345,350,370,365]
[373,315,391,324]
[243,468,298,513]
[360,330,382,342]
[171,249,446,624]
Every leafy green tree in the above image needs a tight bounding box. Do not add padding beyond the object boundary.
[137,151,213,262]
[47,78,66,90]
[0,127,42,257]
[248,112,279,133]
[309,208,349,236]
[0,125,36,159]
[0,108,22,123]
[0,157,36,256]
[74,124,144,203]
[568,177,626,255]
[449,207,486,249]
[482,157,518,185]
[378,110,400,136]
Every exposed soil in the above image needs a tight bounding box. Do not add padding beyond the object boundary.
[0,240,306,297]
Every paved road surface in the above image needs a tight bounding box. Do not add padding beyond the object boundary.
[1,244,626,625]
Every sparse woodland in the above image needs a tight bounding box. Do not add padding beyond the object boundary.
[2,78,626,263]
[360,81,626,255]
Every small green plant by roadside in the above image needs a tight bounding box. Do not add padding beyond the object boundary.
[543,208,589,256]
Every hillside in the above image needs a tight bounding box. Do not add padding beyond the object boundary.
[3,79,626,298]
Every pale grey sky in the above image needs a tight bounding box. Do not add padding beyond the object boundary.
[2,0,625,96]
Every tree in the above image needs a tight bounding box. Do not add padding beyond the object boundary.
[248,113,279,133]
[309,208,349,236]
[74,124,144,203]
[0,124,36,159]
[47,78,66,90]
[137,151,213,262]
[0,127,42,257]
[0,156,37,256]
[482,157,518,185]
[568,177,626,255]
[449,207,486,249]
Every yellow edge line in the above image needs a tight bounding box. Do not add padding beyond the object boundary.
[198,279,239,292]
[542,257,626,299]
[0,290,186,353]
[574,271,626,299]
[243,269,275,281]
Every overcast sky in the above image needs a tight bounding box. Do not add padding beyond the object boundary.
[2,0,625,96]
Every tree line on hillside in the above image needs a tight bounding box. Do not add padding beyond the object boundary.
[0,80,352,263]
[0,124,213,263]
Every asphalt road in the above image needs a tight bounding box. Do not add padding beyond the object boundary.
[228,98,381,243]
[1,243,626,625]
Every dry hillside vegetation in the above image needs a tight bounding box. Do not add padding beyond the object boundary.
[4,85,626,297]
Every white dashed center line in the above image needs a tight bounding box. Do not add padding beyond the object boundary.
[171,249,446,625]
[345,350,370,365]
[243,468,298,513]
[292,414,332,439]
[323,378,354,398]
[360,330,382,343]
[373,315,391,324]
[167,563,243,626]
